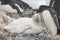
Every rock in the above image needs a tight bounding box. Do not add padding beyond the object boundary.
[0,5,17,13]
[6,13,20,19]
[0,10,14,29]
[15,37,35,40]
[54,35,60,40]
[21,9,34,17]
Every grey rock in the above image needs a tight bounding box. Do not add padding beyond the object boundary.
[15,37,35,40]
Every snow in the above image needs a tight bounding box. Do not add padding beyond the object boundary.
[21,0,51,9]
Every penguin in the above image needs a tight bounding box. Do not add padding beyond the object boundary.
[41,10,57,37]
[4,13,44,34]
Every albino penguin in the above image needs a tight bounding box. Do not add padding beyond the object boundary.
[4,13,44,34]
[42,10,57,37]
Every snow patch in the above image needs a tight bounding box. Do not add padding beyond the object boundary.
[21,0,51,9]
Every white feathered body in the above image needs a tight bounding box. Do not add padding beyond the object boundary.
[4,17,43,34]
[42,10,57,37]
[4,10,57,37]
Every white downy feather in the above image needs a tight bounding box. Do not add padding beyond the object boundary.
[4,14,44,34]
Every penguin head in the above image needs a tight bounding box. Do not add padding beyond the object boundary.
[32,13,41,23]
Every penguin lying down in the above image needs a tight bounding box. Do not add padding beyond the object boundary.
[4,13,44,34]
[4,10,57,37]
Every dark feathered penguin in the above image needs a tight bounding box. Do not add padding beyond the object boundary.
[0,0,32,16]
[37,5,60,35]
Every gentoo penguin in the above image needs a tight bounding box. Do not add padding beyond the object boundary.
[38,5,60,35]
[0,0,32,16]
[41,10,57,37]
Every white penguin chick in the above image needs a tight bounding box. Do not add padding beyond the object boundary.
[4,13,44,34]
[42,10,57,37]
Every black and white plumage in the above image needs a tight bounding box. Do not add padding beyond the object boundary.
[0,0,52,18]
[35,5,60,37]
[38,5,60,35]
[38,5,59,27]
[50,0,60,34]
[41,10,57,37]
[4,10,57,37]
[0,0,51,13]
[0,0,32,16]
